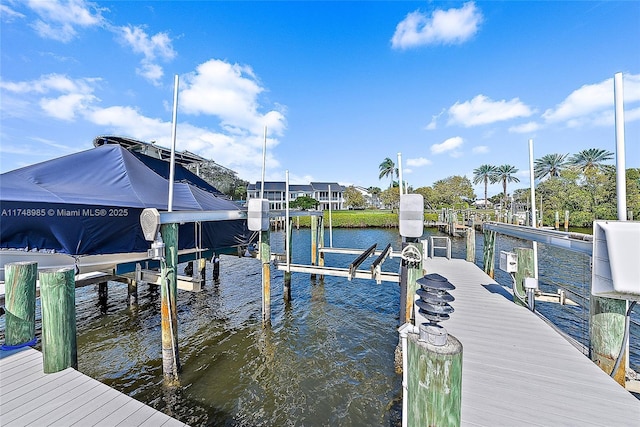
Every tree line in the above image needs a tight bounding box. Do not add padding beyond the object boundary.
[344,149,640,227]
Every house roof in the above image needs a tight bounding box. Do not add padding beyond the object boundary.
[248,182,344,192]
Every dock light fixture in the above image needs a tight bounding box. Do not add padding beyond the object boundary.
[416,273,455,346]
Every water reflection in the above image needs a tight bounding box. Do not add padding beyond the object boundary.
[1,227,637,425]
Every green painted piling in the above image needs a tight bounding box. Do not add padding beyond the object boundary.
[260,228,271,323]
[465,228,475,263]
[4,262,37,347]
[160,223,180,383]
[590,297,627,386]
[407,330,462,427]
[482,230,496,279]
[514,248,534,307]
[40,268,77,373]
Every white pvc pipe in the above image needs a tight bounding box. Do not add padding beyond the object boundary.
[328,184,333,247]
[614,72,627,221]
[614,72,630,373]
[285,170,290,271]
[528,139,539,279]
[260,126,267,200]
[397,152,403,196]
[168,74,179,212]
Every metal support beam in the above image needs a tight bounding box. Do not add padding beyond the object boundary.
[483,222,592,255]
[348,244,377,280]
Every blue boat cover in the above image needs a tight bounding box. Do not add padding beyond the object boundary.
[0,144,251,255]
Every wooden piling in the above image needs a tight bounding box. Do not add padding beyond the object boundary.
[514,248,534,307]
[406,329,462,427]
[555,211,560,230]
[284,217,293,301]
[40,268,77,373]
[160,223,180,383]
[260,228,271,323]
[465,228,475,263]
[128,263,140,306]
[403,241,423,324]
[98,282,108,313]
[318,215,325,281]
[564,210,569,232]
[3,261,37,347]
[310,215,318,279]
[213,254,220,281]
[198,258,207,286]
[482,229,496,279]
[590,296,627,386]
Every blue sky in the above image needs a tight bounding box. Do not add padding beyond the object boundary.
[1,1,639,198]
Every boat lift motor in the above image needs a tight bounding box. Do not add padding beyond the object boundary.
[247,199,270,232]
[140,208,165,261]
[399,194,424,239]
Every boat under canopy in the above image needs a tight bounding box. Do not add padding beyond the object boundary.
[0,144,252,278]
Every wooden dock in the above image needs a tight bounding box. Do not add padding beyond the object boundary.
[419,257,640,426]
[0,347,188,426]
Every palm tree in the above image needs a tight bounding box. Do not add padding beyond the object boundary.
[378,157,396,188]
[494,164,520,208]
[534,153,568,180]
[567,148,614,173]
[472,164,497,209]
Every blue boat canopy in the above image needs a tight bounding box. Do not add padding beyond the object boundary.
[0,144,251,255]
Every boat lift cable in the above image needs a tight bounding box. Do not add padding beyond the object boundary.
[610,300,637,378]
[509,272,528,304]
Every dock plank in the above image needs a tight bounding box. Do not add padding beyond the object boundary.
[420,257,640,426]
[0,347,188,426]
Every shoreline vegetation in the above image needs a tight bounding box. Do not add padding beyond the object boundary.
[288,210,594,234]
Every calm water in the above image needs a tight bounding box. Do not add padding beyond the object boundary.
[1,227,638,425]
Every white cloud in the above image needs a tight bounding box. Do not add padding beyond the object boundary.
[180,59,286,136]
[542,73,640,127]
[509,121,541,133]
[117,25,176,86]
[431,136,463,154]
[448,95,534,127]
[407,157,432,167]
[391,2,482,50]
[40,92,97,120]
[26,0,104,42]
[425,109,445,130]
[0,73,100,120]
[1,4,25,22]
[625,107,640,123]
[472,145,489,154]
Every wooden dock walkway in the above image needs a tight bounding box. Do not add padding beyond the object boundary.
[420,257,640,426]
[0,347,188,426]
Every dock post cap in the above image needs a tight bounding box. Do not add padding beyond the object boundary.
[419,323,448,346]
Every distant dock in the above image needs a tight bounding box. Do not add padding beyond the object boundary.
[0,347,188,426]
